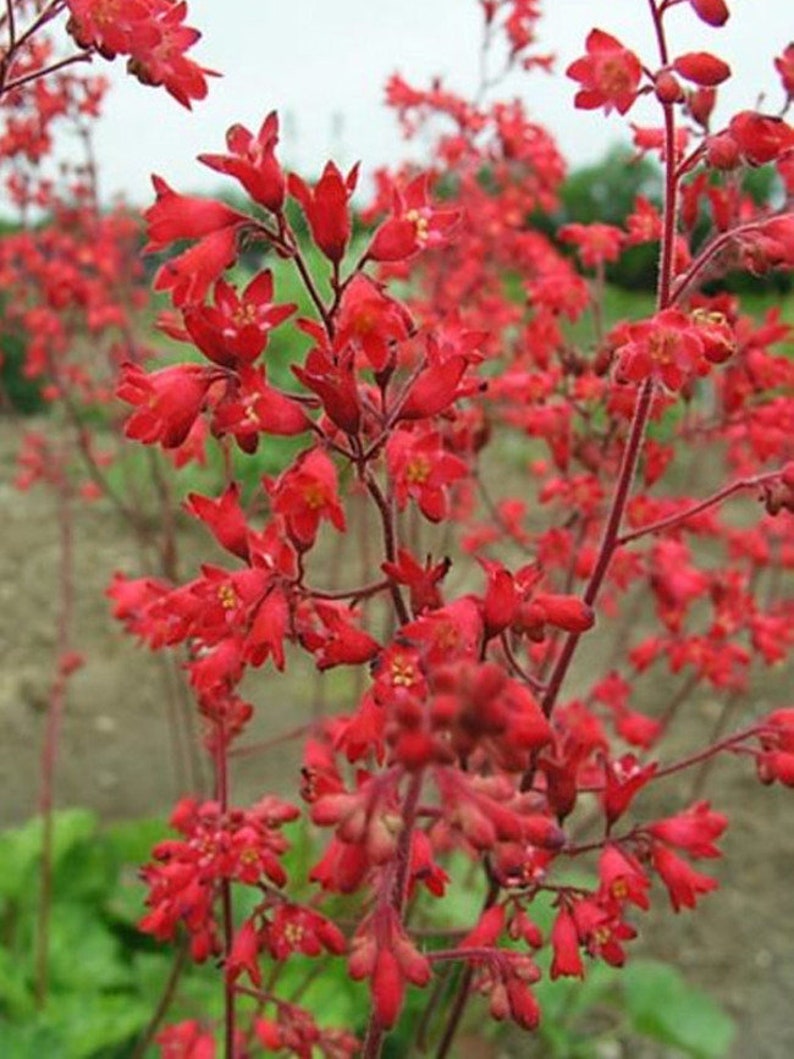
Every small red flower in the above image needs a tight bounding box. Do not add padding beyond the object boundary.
[144,176,246,252]
[550,906,584,979]
[672,52,731,87]
[651,845,719,912]
[289,162,359,263]
[775,44,794,98]
[689,0,730,27]
[567,29,642,116]
[118,363,216,449]
[199,111,286,213]
[367,173,460,262]
[267,448,346,549]
[174,272,296,370]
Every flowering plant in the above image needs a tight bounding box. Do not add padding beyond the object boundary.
[2,1,794,1056]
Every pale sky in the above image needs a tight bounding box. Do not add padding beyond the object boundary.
[72,1,794,204]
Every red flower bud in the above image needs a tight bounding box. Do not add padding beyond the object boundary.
[673,52,731,87]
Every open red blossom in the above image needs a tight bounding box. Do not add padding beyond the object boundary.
[289,162,359,263]
[615,308,705,391]
[381,549,450,616]
[386,428,468,522]
[199,111,286,212]
[689,0,730,26]
[298,601,381,670]
[267,448,346,549]
[728,111,794,165]
[367,173,461,262]
[651,845,719,911]
[672,52,731,87]
[335,274,413,373]
[211,367,310,453]
[603,754,658,826]
[567,29,642,116]
[560,222,623,268]
[598,844,651,911]
[176,272,296,369]
[67,0,214,108]
[647,801,727,857]
[118,362,217,448]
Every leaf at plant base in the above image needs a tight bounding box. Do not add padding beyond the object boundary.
[37,992,151,1059]
[0,810,99,901]
[0,947,35,1019]
[105,816,169,863]
[47,904,132,992]
[623,959,735,1058]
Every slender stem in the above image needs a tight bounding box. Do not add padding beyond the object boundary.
[619,469,781,545]
[361,771,425,1059]
[364,472,410,625]
[433,876,500,1059]
[35,470,74,1007]
[129,939,189,1059]
[1,49,92,93]
[522,0,680,782]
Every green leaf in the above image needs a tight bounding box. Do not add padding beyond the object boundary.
[0,811,98,903]
[47,905,132,992]
[37,992,150,1058]
[105,817,168,864]
[623,959,735,1058]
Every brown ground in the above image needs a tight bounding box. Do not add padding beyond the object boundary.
[1,415,793,1058]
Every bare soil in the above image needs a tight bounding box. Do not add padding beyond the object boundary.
[1,416,793,1058]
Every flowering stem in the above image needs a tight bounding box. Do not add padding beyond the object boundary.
[361,770,425,1059]
[527,374,655,733]
[432,874,500,1059]
[617,469,781,545]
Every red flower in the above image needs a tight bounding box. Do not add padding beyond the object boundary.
[647,801,727,857]
[689,0,730,26]
[550,906,584,979]
[367,173,460,262]
[199,112,286,212]
[560,222,623,268]
[225,919,262,987]
[381,548,450,616]
[335,274,413,373]
[728,111,794,166]
[128,1,215,108]
[615,308,705,391]
[598,844,650,910]
[177,272,296,370]
[185,484,250,560]
[156,1020,216,1059]
[144,176,246,252]
[268,448,346,549]
[154,226,241,307]
[651,845,719,911]
[567,30,642,116]
[672,52,731,88]
[211,367,309,453]
[288,161,359,263]
[118,362,216,448]
[775,44,794,98]
[386,428,468,522]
